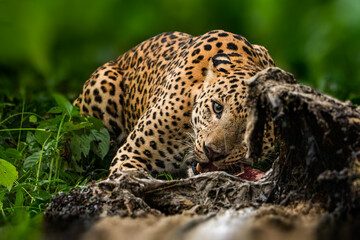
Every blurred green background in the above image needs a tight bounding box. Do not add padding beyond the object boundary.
[0,0,359,102]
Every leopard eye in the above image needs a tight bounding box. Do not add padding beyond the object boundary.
[212,101,223,118]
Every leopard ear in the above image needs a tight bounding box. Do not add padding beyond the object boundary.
[203,53,232,88]
[209,53,232,73]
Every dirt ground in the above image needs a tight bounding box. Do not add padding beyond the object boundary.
[81,204,322,240]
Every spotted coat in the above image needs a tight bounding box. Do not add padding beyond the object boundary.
[74,30,275,177]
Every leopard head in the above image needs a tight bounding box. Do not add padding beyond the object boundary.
[191,53,275,175]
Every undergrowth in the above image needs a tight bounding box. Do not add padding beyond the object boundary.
[0,94,112,240]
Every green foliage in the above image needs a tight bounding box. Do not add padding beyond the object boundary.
[0,94,111,238]
[156,173,174,181]
[53,93,73,117]
[0,159,18,191]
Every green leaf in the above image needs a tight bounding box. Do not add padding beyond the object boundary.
[37,178,66,186]
[90,128,110,159]
[0,191,5,202]
[70,133,92,161]
[48,106,63,114]
[35,120,56,145]
[29,115,37,123]
[26,132,41,152]
[87,116,105,130]
[15,187,24,207]
[0,159,18,191]
[70,106,80,117]
[23,151,41,169]
[0,146,5,159]
[53,93,73,117]
[35,129,52,146]
[63,120,93,132]
[0,148,23,165]
[156,173,173,181]
[0,191,5,209]
[26,131,36,143]
[33,189,52,202]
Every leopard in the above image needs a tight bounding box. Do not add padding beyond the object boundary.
[73,30,276,179]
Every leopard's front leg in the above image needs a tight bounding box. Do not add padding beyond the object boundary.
[109,104,193,177]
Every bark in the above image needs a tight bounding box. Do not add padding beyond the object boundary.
[245,67,360,209]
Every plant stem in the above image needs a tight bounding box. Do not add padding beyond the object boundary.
[21,186,35,204]
[16,99,25,153]
[48,113,66,190]
[0,205,6,220]
[0,192,6,220]
[34,136,50,193]
[0,128,49,132]
[0,112,44,127]
[55,114,66,181]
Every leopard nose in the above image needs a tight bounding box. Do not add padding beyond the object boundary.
[203,143,229,162]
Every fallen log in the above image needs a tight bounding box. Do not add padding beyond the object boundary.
[245,67,360,209]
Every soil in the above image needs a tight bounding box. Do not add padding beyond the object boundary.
[81,205,322,240]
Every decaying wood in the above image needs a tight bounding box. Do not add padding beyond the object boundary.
[45,67,360,240]
[245,67,360,208]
